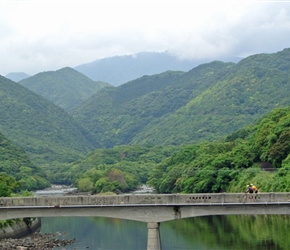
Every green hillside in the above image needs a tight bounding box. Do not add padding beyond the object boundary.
[148,106,290,193]
[135,55,290,145]
[52,105,290,194]
[19,67,109,111]
[0,76,95,165]
[70,48,290,147]
[0,132,50,191]
[70,70,188,146]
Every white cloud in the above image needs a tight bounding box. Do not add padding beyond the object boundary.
[1,1,290,75]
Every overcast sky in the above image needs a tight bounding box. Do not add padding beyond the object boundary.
[1,0,290,76]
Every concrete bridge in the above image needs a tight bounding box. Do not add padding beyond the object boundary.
[0,192,289,250]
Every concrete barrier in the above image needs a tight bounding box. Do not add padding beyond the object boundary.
[0,193,289,207]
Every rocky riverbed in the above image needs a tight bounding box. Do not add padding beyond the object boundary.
[0,232,75,250]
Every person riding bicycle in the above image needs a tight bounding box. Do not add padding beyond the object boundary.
[251,184,258,193]
[246,184,258,193]
[246,184,253,193]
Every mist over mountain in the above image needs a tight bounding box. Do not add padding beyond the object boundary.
[74,51,240,86]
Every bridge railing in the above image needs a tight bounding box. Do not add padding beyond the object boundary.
[0,193,289,207]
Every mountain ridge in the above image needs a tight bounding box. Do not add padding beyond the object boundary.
[74,51,240,86]
[70,48,290,147]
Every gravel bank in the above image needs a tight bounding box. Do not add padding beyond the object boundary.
[0,232,75,250]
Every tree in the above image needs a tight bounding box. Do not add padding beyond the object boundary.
[77,177,93,192]
[0,173,19,196]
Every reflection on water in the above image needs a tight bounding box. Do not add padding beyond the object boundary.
[40,215,290,250]
[162,215,290,250]
[41,217,147,250]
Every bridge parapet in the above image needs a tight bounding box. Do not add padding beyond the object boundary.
[0,193,289,207]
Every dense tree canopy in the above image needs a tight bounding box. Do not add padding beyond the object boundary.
[46,145,181,194]
[148,107,290,193]
[0,132,50,192]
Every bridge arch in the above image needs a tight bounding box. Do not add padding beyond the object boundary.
[0,204,289,222]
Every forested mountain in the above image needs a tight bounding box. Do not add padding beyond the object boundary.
[74,51,217,86]
[71,61,233,147]
[0,76,95,165]
[18,67,110,111]
[0,132,50,191]
[70,48,290,148]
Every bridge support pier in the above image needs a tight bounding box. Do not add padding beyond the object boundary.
[147,222,161,250]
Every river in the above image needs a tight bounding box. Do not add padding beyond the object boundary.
[36,186,290,250]
[40,215,290,250]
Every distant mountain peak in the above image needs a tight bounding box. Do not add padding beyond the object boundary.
[5,72,30,82]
